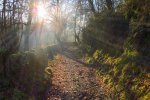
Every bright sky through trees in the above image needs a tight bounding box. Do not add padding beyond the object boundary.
[37,2,48,19]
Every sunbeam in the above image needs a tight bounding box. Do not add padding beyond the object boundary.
[37,2,47,20]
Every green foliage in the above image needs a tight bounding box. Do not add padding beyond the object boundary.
[12,88,28,100]
[122,0,150,57]
[82,11,128,56]
[93,50,103,60]
[0,48,53,99]
[120,91,131,100]
[85,49,150,99]
[0,47,7,53]
[82,0,150,99]
[46,45,58,59]
[141,92,150,100]
[120,0,150,27]
[122,63,140,77]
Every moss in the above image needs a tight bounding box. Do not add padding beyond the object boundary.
[130,82,147,98]
[122,63,141,77]
[86,48,149,99]
[93,50,103,60]
[113,66,121,77]
[120,91,131,100]
[141,92,150,100]
[85,56,94,64]
[103,75,110,84]
[115,84,124,92]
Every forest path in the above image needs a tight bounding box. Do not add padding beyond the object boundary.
[46,44,105,100]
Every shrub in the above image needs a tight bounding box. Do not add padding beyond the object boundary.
[82,11,128,56]
[4,48,52,99]
[46,45,58,59]
[85,49,150,99]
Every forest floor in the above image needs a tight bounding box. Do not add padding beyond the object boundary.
[46,43,106,100]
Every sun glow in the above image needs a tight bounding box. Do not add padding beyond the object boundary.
[37,3,47,19]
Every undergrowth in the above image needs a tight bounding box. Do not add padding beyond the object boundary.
[0,47,54,100]
[85,49,150,100]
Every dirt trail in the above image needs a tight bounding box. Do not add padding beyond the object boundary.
[46,45,105,100]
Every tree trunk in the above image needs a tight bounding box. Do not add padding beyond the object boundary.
[88,0,96,13]
[24,1,33,51]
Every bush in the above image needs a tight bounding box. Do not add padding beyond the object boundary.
[82,11,128,55]
[85,49,150,99]
[3,48,52,99]
[46,45,58,59]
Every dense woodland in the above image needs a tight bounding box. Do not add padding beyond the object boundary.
[0,0,150,99]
